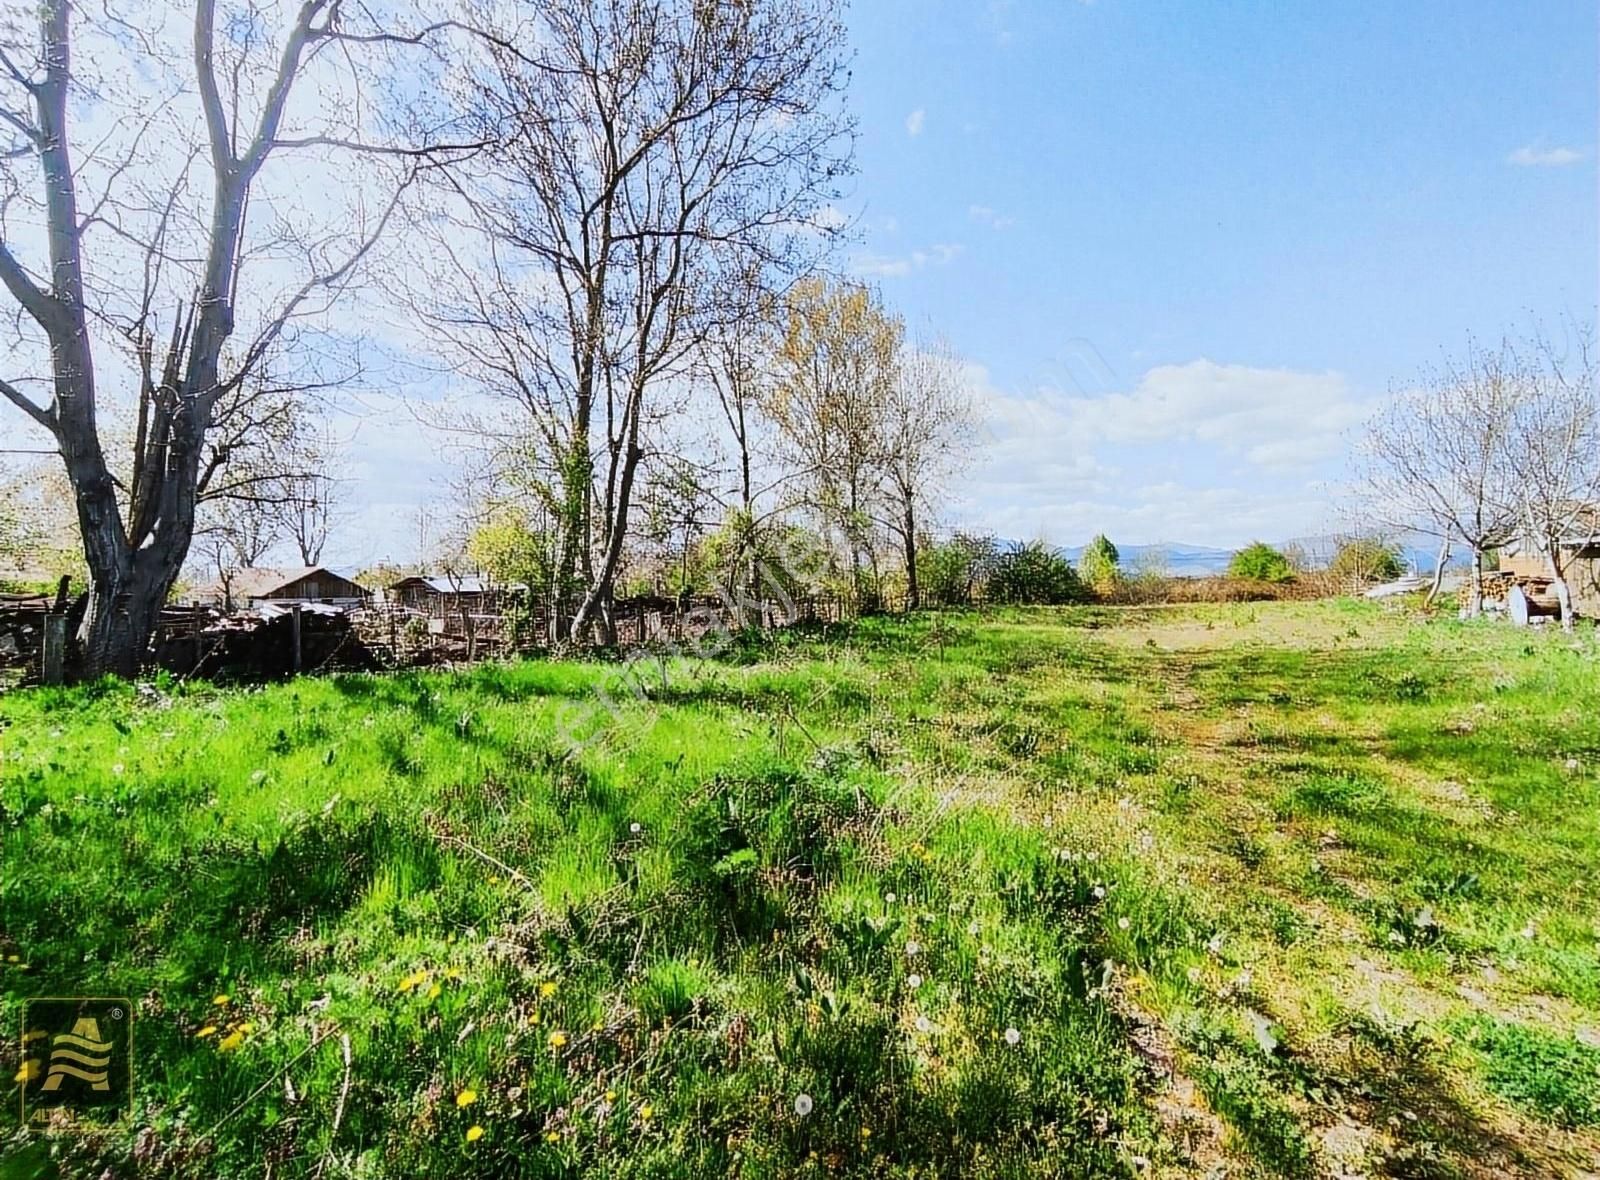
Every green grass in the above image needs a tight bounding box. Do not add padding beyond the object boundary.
[2,603,1598,1178]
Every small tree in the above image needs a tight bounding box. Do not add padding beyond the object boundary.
[1328,538,1404,586]
[987,542,1085,605]
[1079,534,1120,592]
[1229,542,1294,583]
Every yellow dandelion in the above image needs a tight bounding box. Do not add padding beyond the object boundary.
[428,982,442,1000]
[196,1025,218,1038]
[6,954,19,962]
[548,1031,568,1049]
[445,967,464,981]
[465,1124,484,1143]
[456,1089,478,1108]
[217,1029,245,1052]
[546,1131,560,1143]
[591,1018,603,1031]
[213,994,231,1006]
[604,1089,617,1103]
[528,1011,541,1026]
[639,1103,653,1121]
[236,1022,256,1034]
[14,1059,42,1083]
[539,981,558,998]
[860,1126,871,1140]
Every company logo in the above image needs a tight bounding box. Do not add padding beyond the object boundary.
[18,997,132,1127]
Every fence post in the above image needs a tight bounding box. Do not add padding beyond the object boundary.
[291,604,303,674]
[41,613,67,686]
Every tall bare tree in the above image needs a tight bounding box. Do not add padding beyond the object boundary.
[0,0,478,674]
[425,0,852,643]
[1358,339,1521,615]
[1503,326,1600,631]
[882,338,975,610]
[769,277,901,608]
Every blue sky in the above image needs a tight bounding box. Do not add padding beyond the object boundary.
[834,0,1596,547]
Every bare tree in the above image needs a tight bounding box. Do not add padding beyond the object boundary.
[769,277,902,608]
[1503,326,1600,631]
[0,1,480,675]
[881,338,976,610]
[1358,339,1521,615]
[423,0,852,643]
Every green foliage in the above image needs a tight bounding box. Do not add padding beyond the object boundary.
[1455,1016,1600,1127]
[1079,534,1120,591]
[1228,541,1295,583]
[468,511,554,591]
[1328,538,1404,584]
[987,541,1086,604]
[916,533,997,606]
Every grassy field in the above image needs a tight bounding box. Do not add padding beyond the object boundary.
[2,601,1598,1178]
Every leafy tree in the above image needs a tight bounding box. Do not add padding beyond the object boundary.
[987,542,1086,605]
[917,534,998,607]
[468,513,555,592]
[1228,542,1295,583]
[1328,538,1404,584]
[1080,534,1121,591]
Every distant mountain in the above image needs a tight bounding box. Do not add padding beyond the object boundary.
[1045,533,1469,577]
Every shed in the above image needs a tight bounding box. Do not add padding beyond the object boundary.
[190,566,370,610]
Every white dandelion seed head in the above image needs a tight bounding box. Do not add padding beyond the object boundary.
[1206,934,1223,954]
[794,1093,813,1117]
[915,1015,932,1033]
[1092,885,1106,900]
[629,822,642,834]
[967,921,980,936]
[1117,917,1130,931]
[905,941,921,957]
[1004,1027,1021,1046]
[1187,966,1202,984]
[884,892,896,904]
[907,973,922,989]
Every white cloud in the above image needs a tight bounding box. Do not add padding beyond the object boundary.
[850,242,963,278]
[958,359,1371,546]
[905,108,926,137]
[968,204,1015,229]
[1507,144,1583,167]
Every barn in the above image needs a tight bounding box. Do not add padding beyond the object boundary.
[189,566,370,610]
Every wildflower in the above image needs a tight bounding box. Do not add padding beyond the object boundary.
[445,967,464,981]
[528,1011,541,1025]
[1004,1027,1022,1046]
[14,1059,41,1083]
[907,973,923,989]
[397,969,428,994]
[884,892,896,904]
[540,981,558,998]
[1206,934,1223,955]
[639,1103,654,1122]
[915,1015,932,1033]
[630,822,643,834]
[1186,967,1202,984]
[1117,917,1130,931]
[860,1126,871,1140]
[794,1093,814,1117]
[548,1031,568,1049]
[546,1131,560,1143]
[428,982,442,1000]
[214,994,231,1006]
[456,1089,478,1108]
[112,763,125,776]
[605,1089,617,1103]
[905,940,921,957]
[217,1029,245,1052]
[465,1125,484,1143]
[1092,884,1106,900]
[1520,923,1536,940]
[967,921,980,936]
[197,1025,218,1038]
[592,1018,604,1031]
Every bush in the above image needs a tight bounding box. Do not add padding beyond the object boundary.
[1228,542,1295,583]
[917,534,998,607]
[987,541,1087,605]
[1328,538,1404,585]
[1080,534,1120,592]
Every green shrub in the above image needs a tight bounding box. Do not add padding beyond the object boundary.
[987,541,1087,605]
[1328,538,1404,584]
[917,533,998,607]
[1229,542,1295,583]
[1079,534,1120,592]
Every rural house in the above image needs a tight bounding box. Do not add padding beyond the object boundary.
[1498,504,1600,617]
[189,566,370,611]
[385,574,524,617]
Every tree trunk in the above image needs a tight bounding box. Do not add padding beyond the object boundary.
[1547,550,1576,632]
[902,502,919,611]
[1468,548,1485,617]
[1423,537,1451,609]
